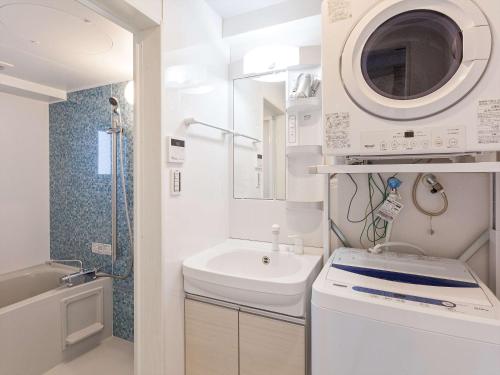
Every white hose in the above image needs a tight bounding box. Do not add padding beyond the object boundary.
[119,130,134,249]
[369,241,427,255]
[412,173,448,217]
[99,112,133,280]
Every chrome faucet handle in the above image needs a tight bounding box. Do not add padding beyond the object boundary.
[59,268,97,288]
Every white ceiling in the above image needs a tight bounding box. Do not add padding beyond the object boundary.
[0,0,133,92]
[205,0,289,19]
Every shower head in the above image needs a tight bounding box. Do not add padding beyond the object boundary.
[109,97,120,114]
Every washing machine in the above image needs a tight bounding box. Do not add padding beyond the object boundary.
[311,248,500,375]
[322,0,500,156]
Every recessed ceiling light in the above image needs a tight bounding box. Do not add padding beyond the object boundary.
[0,61,14,70]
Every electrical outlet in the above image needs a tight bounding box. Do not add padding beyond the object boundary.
[92,242,112,256]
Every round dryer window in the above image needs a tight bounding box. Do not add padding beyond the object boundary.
[361,10,463,101]
[341,0,492,120]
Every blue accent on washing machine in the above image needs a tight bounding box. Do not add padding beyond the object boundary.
[332,264,479,288]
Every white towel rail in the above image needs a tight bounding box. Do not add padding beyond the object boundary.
[184,118,261,143]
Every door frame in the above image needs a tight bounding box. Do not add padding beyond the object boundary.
[77,2,164,374]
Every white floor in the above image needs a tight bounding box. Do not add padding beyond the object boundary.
[44,337,133,375]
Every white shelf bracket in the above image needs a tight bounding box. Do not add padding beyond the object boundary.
[490,173,500,297]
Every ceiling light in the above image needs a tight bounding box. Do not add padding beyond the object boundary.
[125,81,134,105]
[243,45,299,75]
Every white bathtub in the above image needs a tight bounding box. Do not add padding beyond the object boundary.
[0,263,112,375]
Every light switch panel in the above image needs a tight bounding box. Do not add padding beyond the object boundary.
[170,169,182,195]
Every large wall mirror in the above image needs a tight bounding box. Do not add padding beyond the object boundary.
[233,74,287,200]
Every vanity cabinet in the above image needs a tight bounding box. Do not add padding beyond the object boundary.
[185,299,239,375]
[239,312,305,375]
[185,297,306,375]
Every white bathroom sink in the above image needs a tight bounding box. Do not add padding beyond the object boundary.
[183,239,322,317]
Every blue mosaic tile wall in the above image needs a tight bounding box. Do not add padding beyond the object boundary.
[49,82,134,341]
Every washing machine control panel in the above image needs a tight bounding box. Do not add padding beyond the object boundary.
[344,284,495,318]
[360,126,465,154]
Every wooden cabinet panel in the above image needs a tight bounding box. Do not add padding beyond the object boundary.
[185,299,239,375]
[239,312,306,375]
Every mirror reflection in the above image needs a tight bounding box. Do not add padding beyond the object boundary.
[233,74,287,200]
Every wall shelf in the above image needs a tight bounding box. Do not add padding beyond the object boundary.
[286,200,323,209]
[309,162,500,175]
[286,145,322,156]
[286,96,321,112]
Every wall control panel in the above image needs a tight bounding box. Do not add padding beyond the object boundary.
[92,242,112,256]
[359,127,465,155]
[256,154,263,169]
[167,136,186,163]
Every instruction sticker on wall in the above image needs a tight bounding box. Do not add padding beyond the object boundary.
[376,197,404,223]
[325,112,351,150]
[328,0,352,23]
[478,99,500,144]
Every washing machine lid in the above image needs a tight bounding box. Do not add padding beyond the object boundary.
[327,248,492,307]
[330,248,477,286]
[341,0,492,120]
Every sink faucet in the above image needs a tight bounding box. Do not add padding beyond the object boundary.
[271,224,280,252]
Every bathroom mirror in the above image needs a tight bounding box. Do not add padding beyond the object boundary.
[233,74,287,200]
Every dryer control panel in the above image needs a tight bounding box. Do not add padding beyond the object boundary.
[359,126,465,154]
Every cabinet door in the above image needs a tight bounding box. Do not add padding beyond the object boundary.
[185,299,239,375]
[239,312,306,375]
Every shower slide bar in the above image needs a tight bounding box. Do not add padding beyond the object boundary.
[184,118,261,143]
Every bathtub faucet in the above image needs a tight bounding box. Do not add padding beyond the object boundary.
[46,259,97,287]
[59,268,98,288]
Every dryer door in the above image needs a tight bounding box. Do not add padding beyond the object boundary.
[341,0,491,120]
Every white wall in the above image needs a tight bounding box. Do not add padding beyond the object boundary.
[162,1,229,374]
[332,173,490,282]
[0,92,49,274]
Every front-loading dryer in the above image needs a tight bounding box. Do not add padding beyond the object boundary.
[322,0,500,157]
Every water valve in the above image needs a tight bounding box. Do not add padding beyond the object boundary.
[422,174,444,194]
